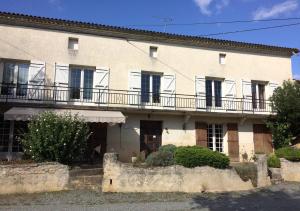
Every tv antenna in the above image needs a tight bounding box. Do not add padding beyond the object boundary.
[152,16,173,32]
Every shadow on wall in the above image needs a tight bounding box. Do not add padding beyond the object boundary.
[191,186,300,210]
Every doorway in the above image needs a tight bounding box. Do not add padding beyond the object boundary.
[140,120,162,156]
[87,123,107,163]
[253,124,273,154]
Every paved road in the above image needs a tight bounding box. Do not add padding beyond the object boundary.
[1,182,300,210]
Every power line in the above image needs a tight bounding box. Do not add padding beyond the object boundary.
[126,17,300,27]
[200,22,300,37]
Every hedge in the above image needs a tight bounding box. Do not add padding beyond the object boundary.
[267,154,281,168]
[275,147,300,162]
[174,146,229,169]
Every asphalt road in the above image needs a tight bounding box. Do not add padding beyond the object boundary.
[1,182,300,211]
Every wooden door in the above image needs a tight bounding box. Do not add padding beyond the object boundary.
[195,122,207,147]
[253,124,273,154]
[227,123,239,162]
[140,121,162,155]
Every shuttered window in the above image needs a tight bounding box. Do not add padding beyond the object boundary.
[69,67,94,100]
[206,79,222,107]
[207,124,224,152]
[141,72,161,103]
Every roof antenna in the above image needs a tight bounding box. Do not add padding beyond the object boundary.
[152,16,173,33]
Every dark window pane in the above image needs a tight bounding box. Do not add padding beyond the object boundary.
[141,73,150,103]
[152,75,160,103]
[0,115,10,152]
[70,69,81,99]
[206,80,212,107]
[258,84,265,109]
[83,69,94,100]
[13,121,28,152]
[252,83,257,109]
[214,80,222,107]
[1,63,15,95]
[16,64,29,96]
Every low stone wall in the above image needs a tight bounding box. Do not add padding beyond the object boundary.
[0,162,69,194]
[102,153,254,193]
[280,158,300,182]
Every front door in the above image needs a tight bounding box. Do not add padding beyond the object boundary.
[140,120,162,155]
[253,124,273,154]
[87,123,107,162]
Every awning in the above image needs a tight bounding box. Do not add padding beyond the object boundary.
[4,107,126,123]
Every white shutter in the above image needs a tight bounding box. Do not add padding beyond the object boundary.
[27,61,45,100]
[268,82,279,99]
[161,74,175,107]
[128,71,141,105]
[242,80,253,110]
[195,76,206,109]
[94,67,109,104]
[223,79,236,110]
[54,63,69,102]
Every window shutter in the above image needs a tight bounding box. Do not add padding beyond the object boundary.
[128,71,141,105]
[195,122,207,147]
[242,80,252,110]
[94,67,109,104]
[195,76,206,109]
[54,63,69,102]
[223,79,236,110]
[27,61,45,99]
[227,123,239,162]
[161,74,176,107]
[268,82,279,99]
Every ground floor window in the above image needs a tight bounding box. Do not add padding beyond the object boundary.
[207,124,224,152]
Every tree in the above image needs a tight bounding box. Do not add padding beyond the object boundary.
[267,80,300,149]
[22,112,90,164]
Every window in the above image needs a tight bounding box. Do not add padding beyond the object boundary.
[219,53,226,65]
[251,82,265,109]
[68,37,79,50]
[141,72,161,103]
[150,46,158,58]
[207,124,224,152]
[1,62,29,96]
[69,67,94,100]
[0,115,10,152]
[206,79,222,107]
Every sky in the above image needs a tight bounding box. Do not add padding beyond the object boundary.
[0,0,299,78]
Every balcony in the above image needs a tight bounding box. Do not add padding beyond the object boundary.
[0,83,273,115]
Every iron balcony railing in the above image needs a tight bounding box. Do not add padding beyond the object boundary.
[0,83,273,113]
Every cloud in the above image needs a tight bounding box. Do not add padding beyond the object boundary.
[193,0,230,15]
[48,0,63,11]
[253,0,298,20]
[193,0,214,15]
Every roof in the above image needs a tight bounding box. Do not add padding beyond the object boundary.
[0,11,298,57]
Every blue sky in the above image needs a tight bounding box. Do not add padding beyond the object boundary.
[0,0,299,78]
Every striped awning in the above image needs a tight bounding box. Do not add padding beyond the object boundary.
[4,107,126,123]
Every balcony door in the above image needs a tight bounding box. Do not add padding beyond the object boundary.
[251,82,265,109]
[141,72,161,104]
[69,67,94,101]
[1,62,29,96]
[206,79,222,108]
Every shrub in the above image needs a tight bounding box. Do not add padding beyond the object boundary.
[174,146,229,169]
[22,112,90,164]
[159,144,177,154]
[267,154,281,168]
[145,151,174,166]
[232,162,257,187]
[275,147,300,162]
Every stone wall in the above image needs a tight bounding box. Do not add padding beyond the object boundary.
[102,153,254,193]
[280,158,300,182]
[0,162,69,194]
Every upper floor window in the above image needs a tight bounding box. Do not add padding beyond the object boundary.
[69,66,94,100]
[207,124,224,152]
[149,46,158,58]
[141,72,161,103]
[206,79,222,107]
[219,53,226,65]
[1,62,29,96]
[68,37,79,50]
[251,82,265,109]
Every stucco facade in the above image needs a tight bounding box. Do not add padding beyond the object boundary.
[0,12,297,162]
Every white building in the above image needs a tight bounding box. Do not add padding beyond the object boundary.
[0,12,298,162]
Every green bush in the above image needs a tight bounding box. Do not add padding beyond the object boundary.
[145,151,174,166]
[275,147,300,162]
[267,154,281,168]
[159,144,177,154]
[174,146,229,169]
[22,112,90,164]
